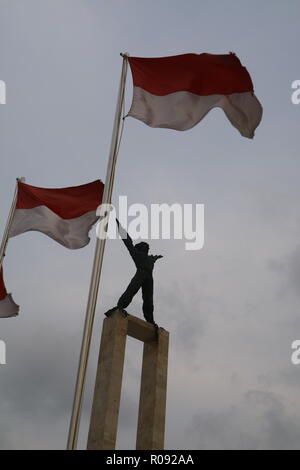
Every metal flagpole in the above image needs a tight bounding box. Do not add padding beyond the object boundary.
[67,53,129,450]
[0,177,25,271]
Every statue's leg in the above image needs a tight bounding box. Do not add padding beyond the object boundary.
[142,277,156,325]
[117,272,143,311]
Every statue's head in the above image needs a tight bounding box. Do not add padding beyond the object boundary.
[135,242,149,254]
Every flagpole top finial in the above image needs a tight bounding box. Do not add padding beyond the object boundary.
[17,177,25,183]
[120,52,130,58]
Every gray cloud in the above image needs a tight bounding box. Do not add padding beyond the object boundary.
[1,0,300,450]
[268,245,300,298]
[189,390,300,450]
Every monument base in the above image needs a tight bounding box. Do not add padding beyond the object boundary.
[87,309,169,450]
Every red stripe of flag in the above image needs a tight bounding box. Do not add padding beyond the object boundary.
[17,180,104,220]
[128,53,254,97]
[0,269,7,301]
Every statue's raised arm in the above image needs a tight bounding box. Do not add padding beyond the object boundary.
[116,219,134,254]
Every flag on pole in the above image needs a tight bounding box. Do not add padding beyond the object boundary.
[0,268,19,318]
[9,180,104,249]
[128,53,262,138]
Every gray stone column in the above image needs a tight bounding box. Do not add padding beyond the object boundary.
[87,310,128,450]
[136,328,169,450]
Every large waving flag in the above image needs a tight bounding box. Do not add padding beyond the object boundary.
[9,180,104,249]
[128,53,262,138]
[0,268,19,318]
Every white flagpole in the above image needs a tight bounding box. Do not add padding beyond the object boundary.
[67,54,129,450]
[0,177,25,271]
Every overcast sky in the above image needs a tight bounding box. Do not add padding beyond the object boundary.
[1,0,300,450]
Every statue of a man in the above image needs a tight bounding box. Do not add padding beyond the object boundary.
[105,219,163,326]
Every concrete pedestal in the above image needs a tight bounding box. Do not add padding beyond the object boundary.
[87,310,169,450]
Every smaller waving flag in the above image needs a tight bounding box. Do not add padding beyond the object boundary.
[128,53,262,138]
[0,268,19,318]
[9,180,104,249]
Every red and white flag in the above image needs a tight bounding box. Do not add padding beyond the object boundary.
[128,53,262,138]
[0,268,19,318]
[9,180,104,249]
